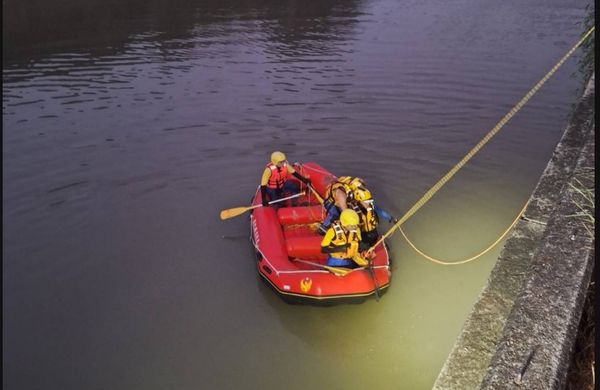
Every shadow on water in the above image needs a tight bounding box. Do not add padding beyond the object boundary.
[257,271,389,352]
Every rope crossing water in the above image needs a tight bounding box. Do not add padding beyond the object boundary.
[398,201,530,265]
[369,26,595,265]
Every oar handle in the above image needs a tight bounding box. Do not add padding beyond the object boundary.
[220,191,306,220]
[307,185,324,204]
[292,258,351,276]
[249,191,305,210]
[267,191,305,205]
[293,162,326,205]
[367,261,381,301]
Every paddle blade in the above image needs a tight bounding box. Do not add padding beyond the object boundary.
[220,206,252,220]
[292,258,352,276]
[326,266,352,276]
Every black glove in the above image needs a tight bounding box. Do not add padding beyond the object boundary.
[292,172,311,185]
[317,224,328,236]
[359,241,370,252]
[388,216,398,223]
[261,185,269,207]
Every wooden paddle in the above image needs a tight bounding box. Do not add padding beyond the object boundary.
[292,258,352,276]
[220,192,304,220]
[307,184,325,204]
[293,163,325,205]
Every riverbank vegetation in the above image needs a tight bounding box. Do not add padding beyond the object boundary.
[564,154,595,389]
[567,168,595,240]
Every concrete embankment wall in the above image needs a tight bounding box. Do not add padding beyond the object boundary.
[433,73,595,390]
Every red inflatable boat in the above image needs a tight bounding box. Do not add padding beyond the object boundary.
[250,162,391,304]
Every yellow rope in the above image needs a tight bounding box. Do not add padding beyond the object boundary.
[369,26,595,261]
[399,199,530,265]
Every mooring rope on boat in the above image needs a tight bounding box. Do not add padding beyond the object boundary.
[370,26,595,265]
[399,200,531,265]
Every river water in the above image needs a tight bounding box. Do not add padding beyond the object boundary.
[3,0,590,388]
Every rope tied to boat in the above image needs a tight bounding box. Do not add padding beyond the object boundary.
[368,26,595,265]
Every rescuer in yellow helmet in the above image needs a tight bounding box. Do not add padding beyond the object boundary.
[316,176,358,235]
[318,176,398,244]
[320,209,374,267]
[260,151,311,207]
[348,185,398,246]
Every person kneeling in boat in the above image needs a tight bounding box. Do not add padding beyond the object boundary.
[349,185,398,247]
[318,176,397,237]
[320,209,375,268]
[317,176,360,235]
[260,151,311,207]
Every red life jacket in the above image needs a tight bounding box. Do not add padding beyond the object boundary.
[266,162,288,189]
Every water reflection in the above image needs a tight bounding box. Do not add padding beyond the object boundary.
[3,0,364,62]
[3,0,366,126]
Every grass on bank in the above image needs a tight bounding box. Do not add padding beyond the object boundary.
[565,166,594,389]
[567,168,595,239]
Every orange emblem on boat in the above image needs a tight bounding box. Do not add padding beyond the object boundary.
[300,277,312,293]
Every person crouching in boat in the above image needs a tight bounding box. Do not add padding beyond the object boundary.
[320,209,374,267]
[317,176,359,235]
[260,151,311,207]
[349,185,398,247]
[318,176,395,235]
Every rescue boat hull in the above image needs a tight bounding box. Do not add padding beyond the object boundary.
[249,162,392,304]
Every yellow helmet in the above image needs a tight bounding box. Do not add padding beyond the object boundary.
[346,177,371,201]
[271,151,286,164]
[349,177,365,190]
[340,209,360,227]
[354,187,372,201]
